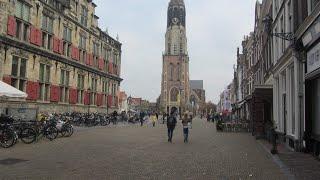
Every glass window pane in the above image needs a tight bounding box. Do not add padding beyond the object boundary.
[15,1,22,18]
[63,26,67,39]
[23,5,30,22]
[11,56,19,76]
[19,80,24,91]
[66,72,69,86]
[39,64,44,82]
[68,29,72,42]
[60,70,64,85]
[48,18,53,33]
[42,16,47,30]
[20,58,27,78]
[46,66,50,83]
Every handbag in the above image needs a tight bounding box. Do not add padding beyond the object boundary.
[188,122,192,129]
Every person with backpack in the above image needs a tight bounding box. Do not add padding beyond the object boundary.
[139,111,145,127]
[167,109,177,143]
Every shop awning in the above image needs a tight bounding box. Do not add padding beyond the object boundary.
[0,81,27,99]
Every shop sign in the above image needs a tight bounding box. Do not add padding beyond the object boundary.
[307,42,320,74]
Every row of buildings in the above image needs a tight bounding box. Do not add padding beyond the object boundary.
[218,0,320,156]
[0,0,122,117]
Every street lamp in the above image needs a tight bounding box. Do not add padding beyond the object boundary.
[263,15,294,41]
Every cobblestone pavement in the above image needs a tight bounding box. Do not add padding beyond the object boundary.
[0,119,287,180]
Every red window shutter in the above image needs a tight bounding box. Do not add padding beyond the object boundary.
[90,55,94,66]
[37,29,42,46]
[69,88,77,104]
[26,81,39,100]
[50,85,60,102]
[86,53,90,65]
[7,16,16,36]
[76,48,80,61]
[29,26,36,45]
[98,58,104,70]
[59,40,64,54]
[71,46,75,59]
[53,37,59,53]
[2,76,12,85]
[108,63,113,74]
[96,94,103,106]
[107,95,113,107]
[96,94,100,106]
[71,46,79,61]
[84,91,90,105]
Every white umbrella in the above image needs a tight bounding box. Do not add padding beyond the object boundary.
[0,81,27,98]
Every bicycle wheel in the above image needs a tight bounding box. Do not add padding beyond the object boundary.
[45,126,58,141]
[63,125,73,137]
[0,129,16,148]
[20,128,36,144]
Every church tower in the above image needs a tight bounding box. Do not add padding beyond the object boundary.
[161,0,190,114]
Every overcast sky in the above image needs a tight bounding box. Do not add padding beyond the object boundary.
[94,0,257,103]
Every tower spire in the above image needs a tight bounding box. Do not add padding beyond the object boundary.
[169,0,185,6]
[167,0,186,28]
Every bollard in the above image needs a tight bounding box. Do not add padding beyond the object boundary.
[271,128,278,154]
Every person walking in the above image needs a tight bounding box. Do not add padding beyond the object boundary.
[182,113,191,143]
[167,109,177,143]
[151,113,157,127]
[139,111,145,127]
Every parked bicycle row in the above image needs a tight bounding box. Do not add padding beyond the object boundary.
[0,114,73,149]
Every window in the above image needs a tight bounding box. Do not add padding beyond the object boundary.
[15,1,30,42]
[79,35,87,50]
[80,6,88,27]
[102,79,109,106]
[77,74,85,104]
[39,64,51,101]
[63,26,72,57]
[79,34,87,63]
[93,42,99,67]
[15,1,30,22]
[41,14,54,50]
[90,78,98,105]
[63,26,72,42]
[102,48,108,72]
[60,70,70,103]
[11,56,27,91]
[173,44,177,54]
[42,15,54,34]
[309,0,320,14]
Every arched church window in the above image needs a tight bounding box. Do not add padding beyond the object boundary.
[170,87,179,102]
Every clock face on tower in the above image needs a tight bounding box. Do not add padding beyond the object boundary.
[172,17,179,25]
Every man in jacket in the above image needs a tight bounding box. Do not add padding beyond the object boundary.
[167,109,177,143]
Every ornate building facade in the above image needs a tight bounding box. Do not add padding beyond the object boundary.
[160,0,190,114]
[0,0,122,114]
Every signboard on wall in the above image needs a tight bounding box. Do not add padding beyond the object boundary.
[307,42,320,74]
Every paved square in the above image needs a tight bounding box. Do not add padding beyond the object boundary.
[0,119,286,180]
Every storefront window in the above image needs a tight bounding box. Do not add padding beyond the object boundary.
[312,78,320,136]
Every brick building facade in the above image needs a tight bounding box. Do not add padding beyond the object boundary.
[0,0,122,114]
